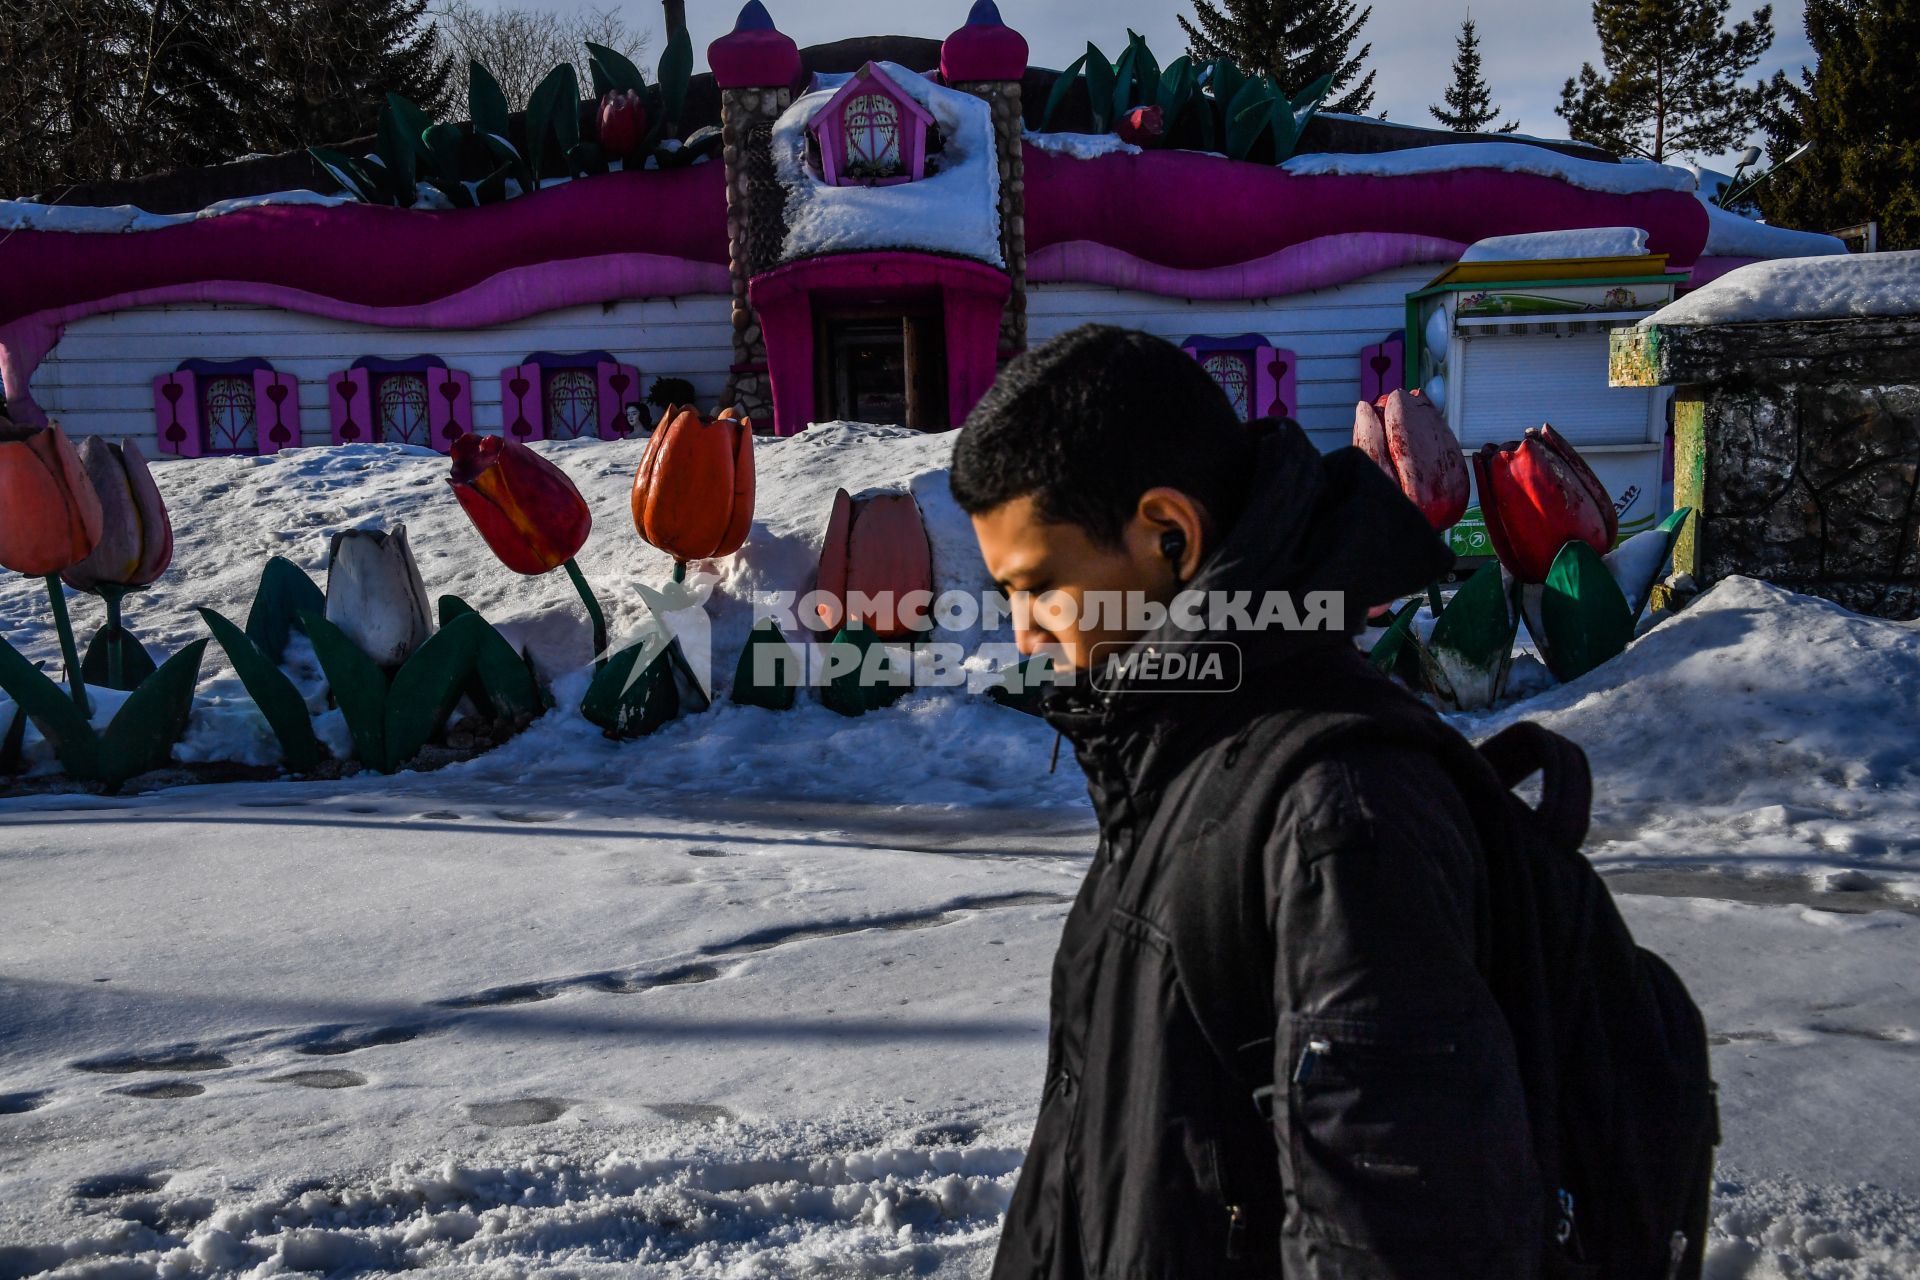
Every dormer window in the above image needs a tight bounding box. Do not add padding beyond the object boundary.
[810,62,934,187]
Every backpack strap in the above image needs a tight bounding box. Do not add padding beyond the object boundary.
[1476,722,1592,853]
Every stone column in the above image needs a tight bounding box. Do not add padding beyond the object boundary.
[942,1,1030,359]
[709,1,801,430]
[1611,315,1920,618]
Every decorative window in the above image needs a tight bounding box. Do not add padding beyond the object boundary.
[809,62,935,187]
[375,373,431,445]
[203,377,258,453]
[151,358,299,458]
[501,352,644,443]
[328,356,472,455]
[545,369,600,440]
[1180,334,1298,423]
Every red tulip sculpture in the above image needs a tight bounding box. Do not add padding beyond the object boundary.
[61,437,174,689]
[0,417,105,714]
[1473,424,1618,585]
[598,89,649,161]
[447,434,605,666]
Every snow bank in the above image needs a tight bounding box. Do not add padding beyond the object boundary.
[1460,226,1649,262]
[1461,576,1920,894]
[774,63,1004,268]
[1645,250,1920,326]
[0,189,355,234]
[1282,141,1696,194]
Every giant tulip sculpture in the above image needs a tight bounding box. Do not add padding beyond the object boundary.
[61,437,173,690]
[0,417,104,714]
[1473,424,1618,585]
[631,406,755,581]
[447,434,605,666]
[1353,390,1470,532]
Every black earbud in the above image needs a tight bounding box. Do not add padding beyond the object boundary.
[1159,529,1187,575]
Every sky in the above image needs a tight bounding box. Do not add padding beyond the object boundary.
[505,0,1812,169]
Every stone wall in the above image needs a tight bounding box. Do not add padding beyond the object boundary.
[718,85,792,430]
[1612,317,1920,618]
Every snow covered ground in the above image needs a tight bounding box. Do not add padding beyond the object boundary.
[4,426,1920,1277]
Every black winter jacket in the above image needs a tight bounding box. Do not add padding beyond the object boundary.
[991,422,1545,1279]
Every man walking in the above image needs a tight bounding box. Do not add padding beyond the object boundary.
[950,324,1542,1277]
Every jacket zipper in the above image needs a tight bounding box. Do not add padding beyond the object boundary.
[1292,1037,1332,1085]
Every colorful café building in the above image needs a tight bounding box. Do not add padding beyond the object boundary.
[0,0,1843,547]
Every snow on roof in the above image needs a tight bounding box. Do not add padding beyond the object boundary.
[1643,250,1920,326]
[1460,226,1649,262]
[1021,130,1141,160]
[774,61,1003,268]
[1281,141,1697,195]
[0,188,355,233]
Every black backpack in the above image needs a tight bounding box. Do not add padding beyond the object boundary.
[1191,707,1720,1279]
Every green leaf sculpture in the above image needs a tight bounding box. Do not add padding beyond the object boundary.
[1531,508,1694,683]
[1083,42,1115,133]
[731,619,800,711]
[821,621,911,717]
[81,624,157,692]
[1366,561,1518,711]
[659,25,693,127]
[438,596,542,722]
[0,634,206,790]
[298,610,483,773]
[584,633,707,737]
[198,608,326,774]
[0,703,24,775]
[586,41,647,94]
[469,60,512,141]
[247,556,326,665]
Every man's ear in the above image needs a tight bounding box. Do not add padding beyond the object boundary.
[1130,488,1209,583]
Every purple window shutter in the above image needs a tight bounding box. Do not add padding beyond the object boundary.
[596,361,643,440]
[1254,345,1298,420]
[427,368,473,454]
[153,371,203,458]
[500,363,545,443]
[252,369,301,454]
[328,369,373,445]
[1360,334,1406,403]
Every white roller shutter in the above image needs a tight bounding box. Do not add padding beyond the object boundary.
[1455,329,1656,448]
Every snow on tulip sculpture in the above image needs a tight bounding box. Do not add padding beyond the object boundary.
[0,418,206,789]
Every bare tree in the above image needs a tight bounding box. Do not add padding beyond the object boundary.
[431,0,650,113]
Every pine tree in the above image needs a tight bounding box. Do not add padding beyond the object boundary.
[1556,0,1774,162]
[242,0,453,151]
[1430,17,1518,132]
[1755,0,1919,249]
[1179,0,1377,114]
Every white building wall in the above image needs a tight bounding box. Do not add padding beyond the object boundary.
[29,295,736,450]
[1025,263,1443,453]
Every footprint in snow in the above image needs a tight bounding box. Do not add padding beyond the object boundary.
[647,1103,735,1124]
[418,811,463,821]
[74,1051,231,1075]
[0,1091,50,1116]
[468,1097,569,1127]
[912,1121,983,1147]
[493,810,561,824]
[438,984,554,1009]
[72,1173,169,1200]
[1809,1023,1911,1043]
[296,1025,424,1056]
[685,847,739,859]
[113,1081,205,1100]
[265,1069,366,1089]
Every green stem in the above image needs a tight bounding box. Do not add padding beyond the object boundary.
[563,557,608,671]
[44,574,90,719]
[671,560,687,584]
[104,588,125,690]
[1427,582,1447,619]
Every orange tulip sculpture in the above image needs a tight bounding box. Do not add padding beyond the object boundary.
[446,434,605,666]
[0,416,105,715]
[631,406,755,583]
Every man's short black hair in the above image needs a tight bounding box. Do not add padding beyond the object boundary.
[950,324,1254,545]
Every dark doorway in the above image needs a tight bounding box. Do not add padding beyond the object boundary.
[817,307,949,429]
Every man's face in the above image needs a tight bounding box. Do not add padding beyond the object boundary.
[971,495,1185,672]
